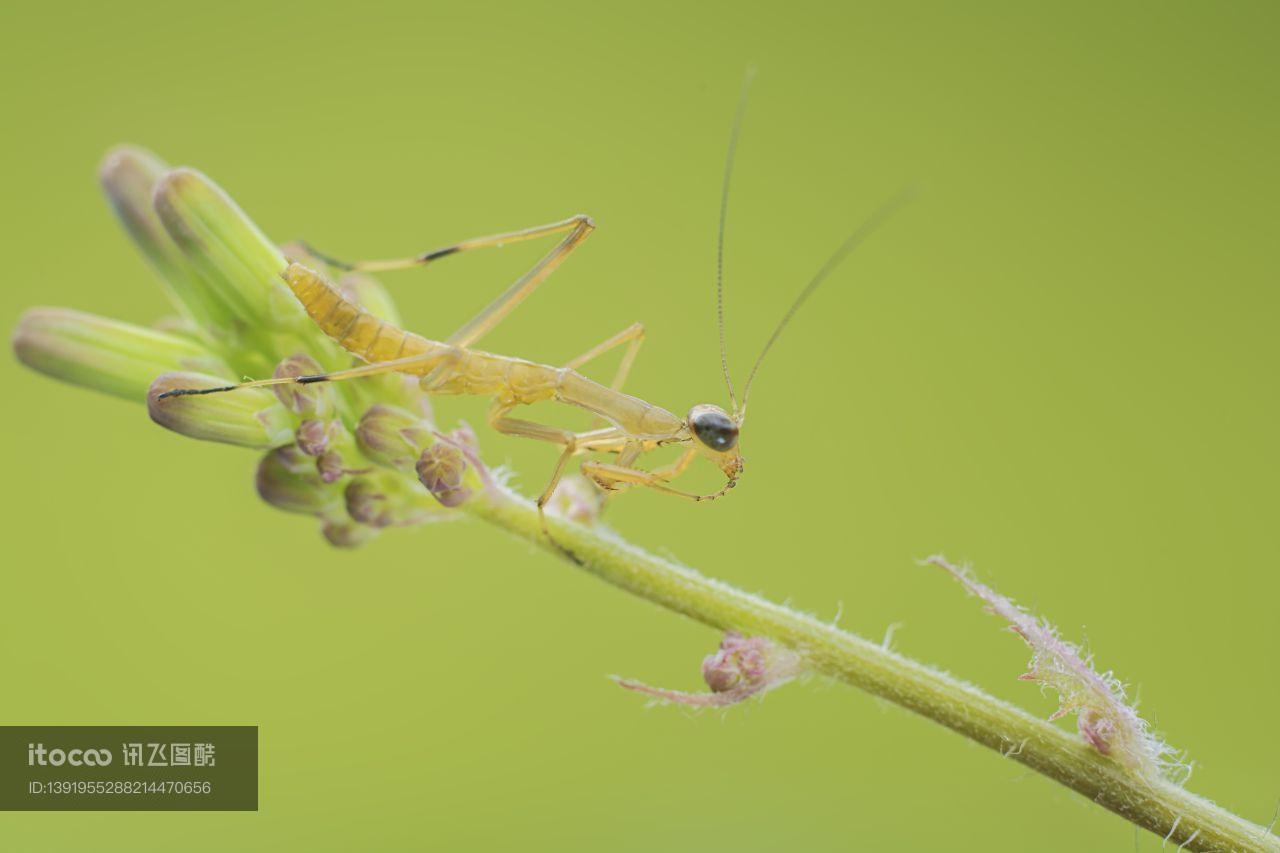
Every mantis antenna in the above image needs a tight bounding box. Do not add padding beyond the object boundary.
[716,68,756,412]
[738,184,919,419]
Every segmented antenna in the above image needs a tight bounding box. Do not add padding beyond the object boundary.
[738,186,918,417]
[716,68,755,411]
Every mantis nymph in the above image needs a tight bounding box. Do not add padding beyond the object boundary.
[160,86,910,529]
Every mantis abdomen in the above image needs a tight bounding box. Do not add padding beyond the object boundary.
[286,263,437,365]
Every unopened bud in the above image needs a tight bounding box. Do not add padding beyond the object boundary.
[321,518,378,549]
[416,443,472,507]
[272,354,333,416]
[617,633,801,708]
[702,633,771,693]
[153,168,293,331]
[344,478,394,527]
[14,308,223,402]
[148,372,296,448]
[152,316,204,339]
[255,446,341,515]
[304,419,361,483]
[295,419,331,456]
[356,404,433,471]
[100,147,231,330]
[316,450,351,484]
[345,473,448,528]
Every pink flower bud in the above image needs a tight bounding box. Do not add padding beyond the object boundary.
[618,632,801,708]
[702,633,771,693]
[272,354,332,417]
[316,450,348,484]
[356,404,433,472]
[255,446,341,515]
[416,443,472,507]
[296,419,330,456]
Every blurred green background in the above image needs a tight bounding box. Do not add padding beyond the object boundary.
[2,2,1277,850]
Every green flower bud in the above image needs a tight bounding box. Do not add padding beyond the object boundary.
[345,472,448,528]
[344,478,395,528]
[417,443,472,507]
[99,147,232,331]
[255,446,341,515]
[321,518,379,549]
[152,168,295,332]
[148,372,296,448]
[153,315,205,340]
[13,308,223,401]
[355,404,434,471]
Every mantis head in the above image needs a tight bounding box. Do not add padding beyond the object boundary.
[687,403,743,479]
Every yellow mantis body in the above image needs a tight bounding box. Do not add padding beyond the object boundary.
[282,217,743,508]
[160,84,909,527]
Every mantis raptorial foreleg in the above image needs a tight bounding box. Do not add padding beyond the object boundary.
[302,215,595,349]
[582,448,734,502]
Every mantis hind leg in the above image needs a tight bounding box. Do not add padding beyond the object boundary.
[298,215,595,349]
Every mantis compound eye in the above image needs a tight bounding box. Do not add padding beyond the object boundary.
[689,406,739,452]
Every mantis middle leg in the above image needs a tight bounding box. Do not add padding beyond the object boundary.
[486,400,626,529]
[498,323,651,519]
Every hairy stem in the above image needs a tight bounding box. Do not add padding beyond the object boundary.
[468,484,1276,853]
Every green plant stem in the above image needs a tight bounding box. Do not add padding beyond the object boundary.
[468,484,1276,853]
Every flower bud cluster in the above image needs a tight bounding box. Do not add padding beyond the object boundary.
[14,146,487,547]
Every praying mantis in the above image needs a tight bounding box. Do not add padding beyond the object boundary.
[159,84,911,529]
